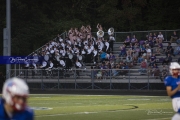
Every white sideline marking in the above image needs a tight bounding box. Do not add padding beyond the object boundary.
[36,108,172,117]
[34,97,51,98]
[143,117,171,120]
[36,112,98,117]
[29,94,168,97]
[124,104,147,105]
[127,99,150,101]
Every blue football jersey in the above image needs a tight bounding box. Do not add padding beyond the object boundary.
[0,98,34,120]
[164,76,180,98]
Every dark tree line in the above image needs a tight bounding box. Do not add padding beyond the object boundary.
[0,0,180,56]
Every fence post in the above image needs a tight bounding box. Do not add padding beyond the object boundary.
[110,69,112,90]
[128,69,130,90]
[165,30,167,41]
[148,71,150,90]
[14,64,16,77]
[58,68,59,89]
[41,70,43,90]
[92,69,94,89]
[75,69,77,89]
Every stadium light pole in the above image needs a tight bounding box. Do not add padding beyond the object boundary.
[5,0,11,79]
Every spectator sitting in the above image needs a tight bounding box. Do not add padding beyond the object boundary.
[137,55,144,63]
[165,42,174,56]
[160,65,168,81]
[119,62,128,77]
[153,33,157,42]
[151,63,160,78]
[139,59,147,74]
[162,53,172,65]
[170,31,178,43]
[126,55,133,63]
[176,37,180,44]
[157,32,164,41]
[112,65,120,77]
[119,45,126,58]
[124,35,131,47]
[127,43,134,56]
[131,35,138,46]
[149,54,156,67]
[173,44,180,56]
[146,46,151,60]
[132,44,140,61]
[109,52,116,63]
[126,55,133,68]
[156,39,163,55]
[100,51,107,62]
[139,44,146,56]
[147,37,154,48]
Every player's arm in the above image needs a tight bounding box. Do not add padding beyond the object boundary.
[166,85,180,97]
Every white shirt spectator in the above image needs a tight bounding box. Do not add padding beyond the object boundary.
[32,63,37,69]
[59,38,63,42]
[49,62,54,69]
[25,63,29,67]
[87,48,92,54]
[50,50,54,54]
[61,43,65,48]
[66,40,71,45]
[41,61,47,68]
[46,51,50,55]
[81,49,86,55]
[76,61,82,68]
[84,45,88,50]
[75,49,79,54]
[105,41,109,51]
[49,44,53,50]
[60,60,65,67]
[90,45,94,51]
[46,46,49,51]
[157,34,164,40]
[110,36,115,41]
[93,50,97,57]
[83,40,88,45]
[146,48,152,56]
[51,41,55,46]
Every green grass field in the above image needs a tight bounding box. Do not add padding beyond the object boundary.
[29,94,174,120]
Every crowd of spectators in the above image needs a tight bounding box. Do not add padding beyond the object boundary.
[117,31,180,81]
[24,28,180,81]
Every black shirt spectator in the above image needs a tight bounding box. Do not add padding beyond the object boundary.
[165,43,174,56]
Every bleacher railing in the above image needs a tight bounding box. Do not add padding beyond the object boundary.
[92,29,180,42]
[8,68,164,90]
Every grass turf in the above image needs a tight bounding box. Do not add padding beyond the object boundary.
[28,95,174,120]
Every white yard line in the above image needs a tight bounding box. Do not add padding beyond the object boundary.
[142,117,171,120]
[36,108,172,117]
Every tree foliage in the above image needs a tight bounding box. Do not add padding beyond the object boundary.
[0,0,180,56]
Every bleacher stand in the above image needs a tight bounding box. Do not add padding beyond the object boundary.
[21,26,180,82]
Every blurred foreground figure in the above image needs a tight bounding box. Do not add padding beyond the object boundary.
[0,77,34,120]
[164,62,180,120]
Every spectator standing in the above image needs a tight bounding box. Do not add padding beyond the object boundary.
[109,35,115,52]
